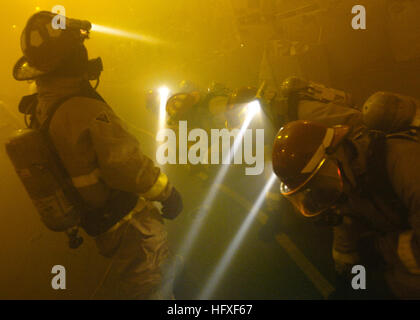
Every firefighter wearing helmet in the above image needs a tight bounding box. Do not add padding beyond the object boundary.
[165,81,231,130]
[7,11,183,299]
[263,76,362,130]
[224,86,258,129]
[272,120,420,298]
[165,83,232,173]
[166,91,202,127]
[248,77,364,234]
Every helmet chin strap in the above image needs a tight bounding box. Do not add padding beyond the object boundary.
[308,157,352,227]
[92,76,100,90]
[87,57,103,89]
[327,141,358,189]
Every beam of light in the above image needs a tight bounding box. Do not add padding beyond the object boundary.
[242,100,261,129]
[245,100,261,119]
[163,101,262,282]
[158,86,170,131]
[199,172,278,299]
[91,24,160,44]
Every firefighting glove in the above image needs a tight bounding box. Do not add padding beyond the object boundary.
[161,188,183,220]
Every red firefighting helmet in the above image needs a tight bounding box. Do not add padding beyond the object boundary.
[272,120,350,217]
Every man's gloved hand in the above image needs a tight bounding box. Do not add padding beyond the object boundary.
[161,188,183,220]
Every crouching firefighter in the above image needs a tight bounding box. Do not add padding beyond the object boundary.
[6,11,183,299]
[235,78,364,240]
[272,120,420,299]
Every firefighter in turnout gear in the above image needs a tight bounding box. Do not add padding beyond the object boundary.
[260,77,362,130]
[9,11,183,299]
[272,120,420,299]
[242,77,364,240]
[165,82,232,174]
[223,77,362,132]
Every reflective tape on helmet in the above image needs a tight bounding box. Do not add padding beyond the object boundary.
[398,231,420,275]
[301,128,334,174]
[71,168,101,188]
[141,172,169,200]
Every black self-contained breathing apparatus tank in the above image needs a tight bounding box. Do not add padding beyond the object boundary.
[5,127,81,232]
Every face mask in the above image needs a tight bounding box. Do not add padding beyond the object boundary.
[313,193,349,227]
[282,158,345,218]
[87,57,103,81]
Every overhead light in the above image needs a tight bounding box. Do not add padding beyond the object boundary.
[158,86,171,131]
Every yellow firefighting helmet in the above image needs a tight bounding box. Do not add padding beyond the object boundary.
[166,92,201,121]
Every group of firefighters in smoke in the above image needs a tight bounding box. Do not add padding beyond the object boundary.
[6,11,420,299]
[149,73,420,299]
